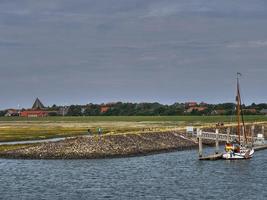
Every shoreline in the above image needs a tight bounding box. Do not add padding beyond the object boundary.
[0,145,198,160]
[0,132,198,160]
[0,124,265,160]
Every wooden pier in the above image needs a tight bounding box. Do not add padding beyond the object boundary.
[196,126,266,160]
[199,153,223,161]
[254,144,267,151]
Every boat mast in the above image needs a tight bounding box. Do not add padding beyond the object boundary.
[236,73,247,144]
[236,73,241,143]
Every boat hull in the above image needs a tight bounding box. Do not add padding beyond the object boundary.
[222,148,254,160]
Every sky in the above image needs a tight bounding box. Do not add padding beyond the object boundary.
[0,0,267,109]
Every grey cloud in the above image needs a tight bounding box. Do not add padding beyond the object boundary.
[144,0,267,18]
[0,0,267,109]
[226,40,267,48]
[0,40,24,47]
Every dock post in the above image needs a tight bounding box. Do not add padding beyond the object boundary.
[215,129,219,154]
[226,128,230,143]
[262,126,265,136]
[197,129,203,158]
[240,126,245,144]
[251,125,255,145]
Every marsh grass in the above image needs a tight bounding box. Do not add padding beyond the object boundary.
[0,115,266,142]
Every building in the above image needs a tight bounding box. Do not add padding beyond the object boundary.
[186,106,207,113]
[5,109,20,117]
[100,103,116,113]
[100,106,110,113]
[260,109,267,115]
[185,102,198,108]
[20,110,48,117]
[20,98,49,117]
[58,106,69,116]
[200,102,208,106]
[32,98,45,109]
[243,108,257,114]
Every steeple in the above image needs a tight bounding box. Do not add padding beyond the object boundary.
[32,98,45,110]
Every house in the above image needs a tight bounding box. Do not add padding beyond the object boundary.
[185,102,198,108]
[5,109,20,117]
[243,108,257,114]
[200,102,208,106]
[32,98,45,110]
[58,106,69,116]
[260,109,267,115]
[186,107,207,113]
[100,103,116,113]
[100,105,110,113]
[20,110,48,117]
[20,98,49,117]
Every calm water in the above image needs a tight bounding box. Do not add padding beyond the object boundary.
[0,148,266,200]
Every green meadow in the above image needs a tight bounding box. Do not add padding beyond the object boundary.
[0,115,266,122]
[0,115,266,142]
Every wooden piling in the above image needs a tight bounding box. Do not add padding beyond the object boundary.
[226,127,230,143]
[251,125,255,145]
[197,129,203,158]
[215,129,219,154]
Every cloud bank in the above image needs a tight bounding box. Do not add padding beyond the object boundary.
[0,0,267,108]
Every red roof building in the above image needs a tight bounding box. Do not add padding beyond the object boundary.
[20,98,49,117]
[186,107,207,113]
[100,106,110,113]
[185,102,198,108]
[100,103,116,113]
[20,110,48,117]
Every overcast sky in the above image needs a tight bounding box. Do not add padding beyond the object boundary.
[1,0,267,109]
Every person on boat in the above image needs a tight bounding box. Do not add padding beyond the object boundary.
[225,143,234,157]
[232,140,240,153]
[225,142,233,152]
[225,139,240,153]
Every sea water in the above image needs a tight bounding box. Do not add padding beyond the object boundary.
[0,148,266,200]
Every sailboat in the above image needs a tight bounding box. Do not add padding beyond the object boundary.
[222,73,255,160]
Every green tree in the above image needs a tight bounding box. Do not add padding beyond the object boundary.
[67,105,82,116]
[84,104,101,116]
[0,110,7,116]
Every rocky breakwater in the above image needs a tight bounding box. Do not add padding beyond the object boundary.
[0,132,197,159]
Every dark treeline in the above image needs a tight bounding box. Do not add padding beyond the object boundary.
[1,102,267,117]
[67,102,184,116]
[65,102,267,116]
[0,110,6,116]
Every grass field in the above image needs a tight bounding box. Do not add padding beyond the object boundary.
[0,115,266,142]
[0,115,266,122]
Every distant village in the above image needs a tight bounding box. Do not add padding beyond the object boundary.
[1,98,267,117]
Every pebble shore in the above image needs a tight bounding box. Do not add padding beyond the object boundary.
[0,132,197,159]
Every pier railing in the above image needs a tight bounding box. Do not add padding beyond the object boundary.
[197,131,264,144]
[195,125,265,158]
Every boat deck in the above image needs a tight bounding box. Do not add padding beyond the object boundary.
[199,144,267,160]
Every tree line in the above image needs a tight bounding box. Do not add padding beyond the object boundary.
[65,102,267,116]
[1,102,267,116]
